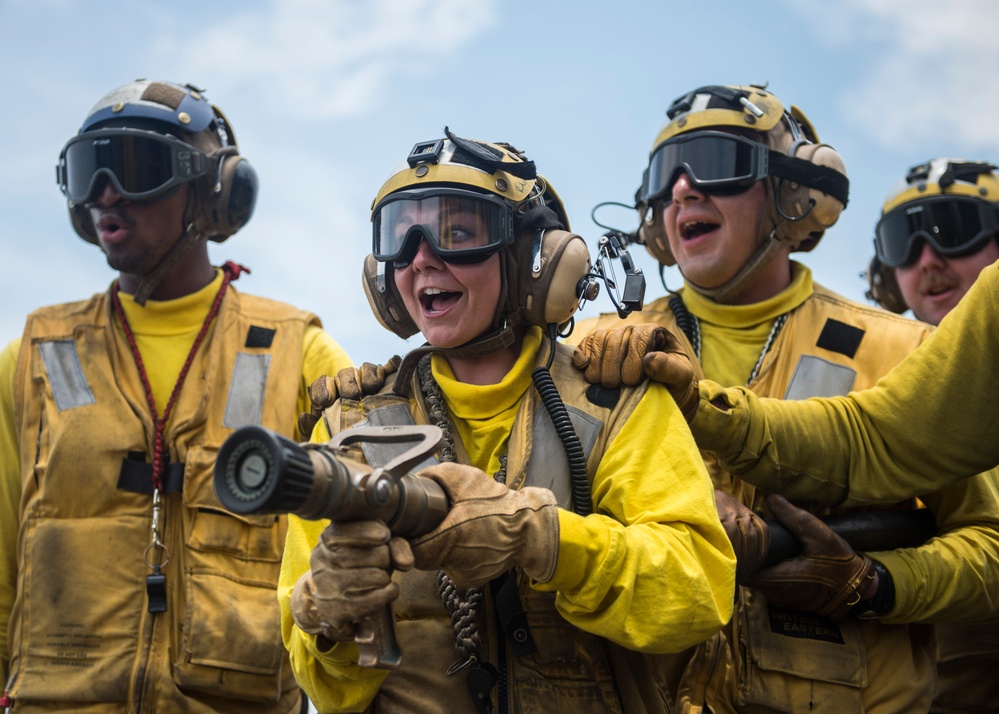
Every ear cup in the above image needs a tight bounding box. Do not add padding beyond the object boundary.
[795,142,847,229]
[362,254,420,339]
[517,229,591,328]
[637,202,677,267]
[197,155,258,242]
[770,140,848,252]
[865,256,908,314]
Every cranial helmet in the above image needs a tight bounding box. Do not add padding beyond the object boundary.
[363,128,590,353]
[636,84,849,302]
[58,79,257,246]
[867,157,999,312]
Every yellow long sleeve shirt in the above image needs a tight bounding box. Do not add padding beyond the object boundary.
[692,258,999,506]
[578,263,999,626]
[573,262,999,712]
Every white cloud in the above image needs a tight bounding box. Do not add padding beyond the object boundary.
[787,0,999,151]
[161,0,497,120]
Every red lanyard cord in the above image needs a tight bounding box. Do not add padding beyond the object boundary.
[111,261,248,490]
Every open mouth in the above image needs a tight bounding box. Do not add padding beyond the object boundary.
[680,220,718,240]
[420,287,462,314]
[97,210,131,236]
[922,277,958,297]
[101,217,123,233]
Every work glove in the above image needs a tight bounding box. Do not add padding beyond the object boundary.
[409,462,560,588]
[715,489,771,583]
[571,324,699,422]
[747,494,874,620]
[298,356,402,438]
[290,519,414,644]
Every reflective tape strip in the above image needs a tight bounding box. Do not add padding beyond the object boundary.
[525,405,602,509]
[222,353,271,428]
[784,355,857,400]
[38,340,96,411]
[358,403,440,472]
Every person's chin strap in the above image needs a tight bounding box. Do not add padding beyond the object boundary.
[391,326,518,398]
[132,224,207,306]
[681,228,785,304]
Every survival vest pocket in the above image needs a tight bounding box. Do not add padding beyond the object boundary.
[183,444,285,561]
[735,588,867,711]
[173,444,294,702]
[172,570,293,702]
[13,516,145,703]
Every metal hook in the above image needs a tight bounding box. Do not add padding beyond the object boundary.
[143,541,172,570]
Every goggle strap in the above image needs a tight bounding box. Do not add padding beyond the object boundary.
[514,205,564,233]
[768,152,849,207]
[946,161,998,186]
[443,126,537,180]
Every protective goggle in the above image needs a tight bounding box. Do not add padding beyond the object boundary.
[372,188,514,266]
[57,128,210,204]
[874,196,999,268]
[641,130,769,203]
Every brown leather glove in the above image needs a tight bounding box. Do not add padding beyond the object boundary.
[747,494,874,620]
[338,356,401,400]
[290,520,414,643]
[409,462,560,588]
[571,324,699,422]
[298,356,402,438]
[715,489,771,583]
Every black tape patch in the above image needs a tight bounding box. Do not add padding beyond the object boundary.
[585,384,620,409]
[117,455,185,494]
[816,319,864,358]
[245,325,276,348]
[768,605,845,644]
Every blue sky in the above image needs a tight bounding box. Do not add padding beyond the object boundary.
[2,0,998,366]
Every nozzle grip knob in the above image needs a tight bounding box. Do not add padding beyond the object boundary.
[214,426,315,515]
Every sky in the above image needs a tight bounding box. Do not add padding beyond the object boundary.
[2,0,999,367]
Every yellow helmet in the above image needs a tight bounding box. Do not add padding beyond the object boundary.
[363,128,590,347]
[882,158,999,213]
[636,84,849,302]
[868,158,999,311]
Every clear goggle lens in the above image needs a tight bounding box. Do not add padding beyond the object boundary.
[641,131,768,202]
[58,128,208,203]
[372,188,513,266]
[875,196,999,268]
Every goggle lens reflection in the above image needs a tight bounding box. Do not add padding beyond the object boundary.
[373,189,513,266]
[59,129,208,203]
[875,196,999,268]
[643,131,768,202]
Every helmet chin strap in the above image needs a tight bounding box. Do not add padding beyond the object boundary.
[131,223,207,305]
[390,325,518,398]
[444,323,518,360]
[680,227,785,304]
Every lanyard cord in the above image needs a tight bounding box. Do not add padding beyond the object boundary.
[689,310,789,385]
[111,261,246,490]
[667,294,788,386]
